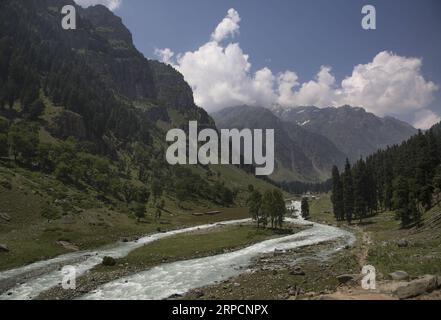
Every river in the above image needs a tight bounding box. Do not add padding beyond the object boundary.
[0,201,354,300]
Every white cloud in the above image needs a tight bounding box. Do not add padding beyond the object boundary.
[211,8,241,43]
[338,51,438,116]
[155,48,175,65]
[74,0,122,11]
[155,8,439,123]
[414,110,441,130]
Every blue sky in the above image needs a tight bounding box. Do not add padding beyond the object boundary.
[76,0,441,128]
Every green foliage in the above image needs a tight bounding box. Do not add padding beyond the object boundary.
[261,189,285,229]
[0,117,9,133]
[331,166,344,221]
[301,197,310,220]
[41,204,60,221]
[26,98,45,120]
[0,133,7,157]
[8,122,38,164]
[133,203,146,222]
[102,256,116,267]
[342,159,354,224]
[332,126,441,229]
[247,190,262,227]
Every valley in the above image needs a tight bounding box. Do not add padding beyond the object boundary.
[0,0,440,303]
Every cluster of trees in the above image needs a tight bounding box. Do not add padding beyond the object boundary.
[0,7,151,148]
[247,188,286,229]
[331,127,441,228]
[0,117,236,210]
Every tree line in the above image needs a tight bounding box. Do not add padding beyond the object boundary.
[331,126,441,228]
[247,187,286,229]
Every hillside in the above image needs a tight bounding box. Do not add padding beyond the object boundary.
[0,0,277,270]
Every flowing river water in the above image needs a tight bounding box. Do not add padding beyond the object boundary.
[0,201,355,300]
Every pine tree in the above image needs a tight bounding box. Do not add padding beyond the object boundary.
[343,159,354,224]
[392,176,411,228]
[331,166,344,221]
[272,189,286,229]
[301,197,310,220]
[353,159,368,223]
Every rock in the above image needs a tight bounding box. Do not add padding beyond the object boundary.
[0,212,11,222]
[273,249,285,256]
[233,283,241,288]
[337,274,356,284]
[290,267,306,276]
[0,244,9,252]
[397,239,409,248]
[102,256,116,267]
[56,241,79,251]
[193,289,204,298]
[394,275,438,299]
[389,271,410,281]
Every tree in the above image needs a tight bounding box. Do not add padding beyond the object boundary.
[432,165,441,206]
[221,187,234,205]
[331,166,344,221]
[261,191,273,228]
[301,197,310,220]
[343,159,354,224]
[247,190,262,228]
[353,159,368,223]
[272,189,286,229]
[0,133,7,158]
[134,203,146,222]
[27,98,45,120]
[151,178,163,202]
[392,176,411,228]
[8,122,38,164]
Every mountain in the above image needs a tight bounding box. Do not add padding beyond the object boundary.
[212,106,347,182]
[0,0,277,214]
[272,105,418,162]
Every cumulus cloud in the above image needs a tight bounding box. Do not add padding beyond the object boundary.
[211,8,241,43]
[74,0,122,11]
[155,8,439,123]
[414,110,441,130]
[338,51,438,116]
[155,48,175,65]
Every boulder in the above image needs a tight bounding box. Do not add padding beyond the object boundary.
[290,267,306,276]
[394,275,438,299]
[102,256,117,267]
[0,244,9,252]
[397,239,409,248]
[337,274,357,284]
[56,241,79,251]
[389,271,410,281]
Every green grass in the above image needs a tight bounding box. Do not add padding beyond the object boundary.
[308,193,441,279]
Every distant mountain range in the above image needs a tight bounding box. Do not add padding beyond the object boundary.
[213,105,418,183]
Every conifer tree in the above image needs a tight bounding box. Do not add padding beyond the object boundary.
[331,166,344,221]
[343,159,354,224]
[301,197,310,220]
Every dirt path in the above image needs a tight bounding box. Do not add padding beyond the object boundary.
[319,226,398,300]
[358,228,372,267]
